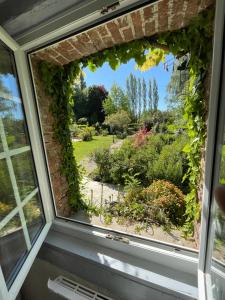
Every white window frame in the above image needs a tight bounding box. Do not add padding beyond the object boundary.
[0,27,54,300]
[198,1,225,299]
[25,0,201,252]
[24,0,225,297]
[0,0,224,299]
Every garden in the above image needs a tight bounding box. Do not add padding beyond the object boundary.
[39,9,214,249]
[67,53,197,248]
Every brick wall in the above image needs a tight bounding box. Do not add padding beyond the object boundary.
[31,59,71,216]
[30,0,214,217]
[31,0,214,65]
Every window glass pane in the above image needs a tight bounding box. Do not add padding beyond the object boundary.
[23,195,45,243]
[211,135,225,265]
[60,54,197,250]
[209,108,225,298]
[12,151,38,201]
[0,215,27,284]
[0,45,29,150]
[0,41,46,287]
[0,159,16,221]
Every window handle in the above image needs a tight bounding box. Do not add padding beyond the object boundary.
[106,234,130,244]
[101,2,120,15]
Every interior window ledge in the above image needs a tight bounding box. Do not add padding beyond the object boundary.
[40,219,198,300]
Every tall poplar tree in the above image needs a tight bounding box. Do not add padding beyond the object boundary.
[153,78,159,112]
[148,79,153,112]
[79,72,86,90]
[133,76,137,120]
[138,78,142,119]
[142,78,147,113]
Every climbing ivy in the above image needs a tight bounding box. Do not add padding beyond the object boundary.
[157,9,214,235]
[39,8,214,234]
[39,62,84,211]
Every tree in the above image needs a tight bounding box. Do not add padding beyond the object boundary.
[142,78,147,113]
[79,72,86,90]
[104,110,131,133]
[0,78,14,115]
[148,79,153,112]
[133,76,137,119]
[166,57,189,113]
[103,83,129,115]
[87,85,108,124]
[73,84,108,124]
[153,78,159,111]
[138,78,142,119]
[127,73,137,120]
[126,77,131,106]
[103,96,117,116]
[73,85,89,121]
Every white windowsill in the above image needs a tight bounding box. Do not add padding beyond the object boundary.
[43,219,199,300]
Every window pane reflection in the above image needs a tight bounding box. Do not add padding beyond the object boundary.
[0,41,45,287]
[0,159,16,221]
[23,195,44,243]
[0,215,27,284]
[0,45,29,150]
[12,151,38,200]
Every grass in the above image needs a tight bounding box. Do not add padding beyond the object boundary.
[73,135,119,162]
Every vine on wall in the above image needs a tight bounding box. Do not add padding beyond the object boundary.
[39,62,84,211]
[39,9,214,235]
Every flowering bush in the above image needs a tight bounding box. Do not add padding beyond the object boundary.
[132,128,151,147]
[141,180,186,226]
[110,180,186,229]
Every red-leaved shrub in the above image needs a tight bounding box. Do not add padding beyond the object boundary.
[133,128,152,147]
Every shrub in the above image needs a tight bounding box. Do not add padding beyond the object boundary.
[70,123,81,137]
[109,139,135,184]
[78,126,95,141]
[150,136,189,192]
[132,128,151,147]
[101,129,109,136]
[104,110,131,133]
[141,180,186,226]
[112,180,186,229]
[92,132,189,192]
[77,117,88,125]
[92,148,113,182]
[116,131,127,139]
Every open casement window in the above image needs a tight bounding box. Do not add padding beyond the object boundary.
[21,1,225,299]
[198,1,225,299]
[0,29,53,300]
[1,0,225,299]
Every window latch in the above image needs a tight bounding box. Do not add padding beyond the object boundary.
[106,234,130,244]
[100,2,120,15]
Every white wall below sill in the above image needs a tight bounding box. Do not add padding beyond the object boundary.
[37,220,198,300]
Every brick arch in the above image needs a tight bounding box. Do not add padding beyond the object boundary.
[32,0,214,66]
[30,0,214,217]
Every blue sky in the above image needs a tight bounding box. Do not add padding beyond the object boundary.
[0,74,19,98]
[0,74,23,119]
[83,53,174,111]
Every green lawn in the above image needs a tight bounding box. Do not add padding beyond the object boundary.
[73,135,118,162]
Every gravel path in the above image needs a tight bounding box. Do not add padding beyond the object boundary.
[82,176,123,207]
[110,139,124,151]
